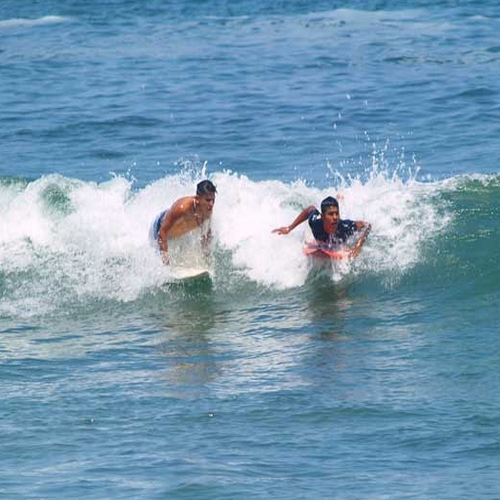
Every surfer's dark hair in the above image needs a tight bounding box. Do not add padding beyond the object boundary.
[320,196,339,214]
[196,180,217,196]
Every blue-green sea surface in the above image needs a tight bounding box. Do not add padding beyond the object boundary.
[1,1,499,499]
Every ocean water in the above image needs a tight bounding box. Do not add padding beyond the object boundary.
[1,1,499,499]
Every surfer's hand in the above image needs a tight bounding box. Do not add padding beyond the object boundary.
[161,252,170,266]
[272,226,291,235]
[348,245,361,259]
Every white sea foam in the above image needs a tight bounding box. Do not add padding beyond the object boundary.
[0,167,451,316]
[0,15,70,29]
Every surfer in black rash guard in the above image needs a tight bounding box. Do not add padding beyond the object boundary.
[150,180,217,265]
[272,196,371,258]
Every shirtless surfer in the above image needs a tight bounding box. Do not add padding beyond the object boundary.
[272,196,371,259]
[150,180,217,265]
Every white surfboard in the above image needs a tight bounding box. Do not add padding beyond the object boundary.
[170,266,211,282]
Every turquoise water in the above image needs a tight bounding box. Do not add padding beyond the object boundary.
[1,2,500,499]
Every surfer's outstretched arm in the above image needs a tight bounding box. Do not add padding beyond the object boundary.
[349,222,371,259]
[272,205,316,235]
